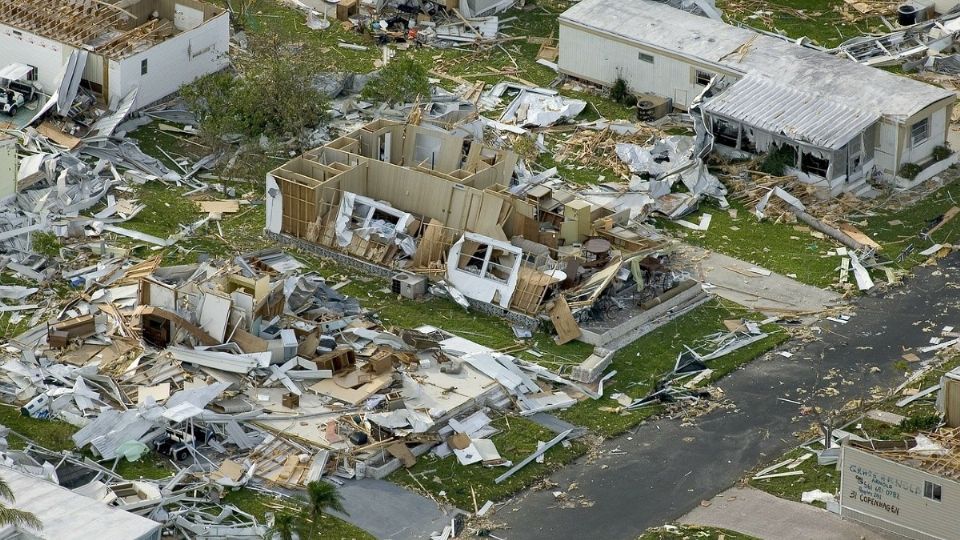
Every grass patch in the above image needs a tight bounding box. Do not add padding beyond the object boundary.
[223,488,375,540]
[640,524,759,539]
[863,176,960,269]
[718,0,884,48]
[0,404,77,451]
[392,415,587,510]
[660,200,842,288]
[748,446,838,506]
[557,299,789,437]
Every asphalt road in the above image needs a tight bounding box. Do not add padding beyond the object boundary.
[497,254,960,539]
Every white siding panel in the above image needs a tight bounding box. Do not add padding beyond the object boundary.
[111,12,230,108]
[0,24,72,93]
[901,108,948,165]
[559,23,731,109]
[840,446,960,540]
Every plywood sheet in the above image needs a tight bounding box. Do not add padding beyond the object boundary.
[549,297,581,345]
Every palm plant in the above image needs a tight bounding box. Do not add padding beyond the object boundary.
[297,481,347,539]
[0,477,41,532]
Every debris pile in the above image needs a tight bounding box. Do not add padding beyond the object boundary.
[0,246,628,535]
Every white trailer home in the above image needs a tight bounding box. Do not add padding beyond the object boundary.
[840,442,960,540]
[558,0,957,193]
[0,0,230,111]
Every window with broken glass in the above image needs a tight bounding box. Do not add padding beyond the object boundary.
[695,69,713,86]
[711,118,739,147]
[800,151,830,177]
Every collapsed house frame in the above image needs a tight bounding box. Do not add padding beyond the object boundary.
[265,120,706,345]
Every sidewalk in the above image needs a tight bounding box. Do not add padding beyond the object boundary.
[680,486,897,540]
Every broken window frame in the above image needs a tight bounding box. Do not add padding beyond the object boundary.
[799,149,830,178]
[911,118,930,148]
[694,69,713,86]
[711,117,739,148]
[456,242,516,284]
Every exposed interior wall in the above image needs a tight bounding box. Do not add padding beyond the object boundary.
[109,10,229,108]
[125,0,225,27]
[267,121,524,263]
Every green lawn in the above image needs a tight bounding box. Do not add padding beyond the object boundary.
[659,200,844,289]
[558,299,790,437]
[718,0,885,48]
[863,176,960,269]
[392,415,587,510]
[640,525,759,540]
[223,488,375,540]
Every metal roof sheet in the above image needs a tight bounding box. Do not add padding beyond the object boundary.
[702,73,880,150]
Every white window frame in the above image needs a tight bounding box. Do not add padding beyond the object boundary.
[141,58,149,76]
[638,52,654,64]
[911,118,930,147]
[923,480,942,502]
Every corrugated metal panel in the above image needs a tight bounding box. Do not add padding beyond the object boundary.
[702,74,878,150]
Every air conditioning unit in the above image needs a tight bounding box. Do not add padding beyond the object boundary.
[391,272,427,299]
[635,93,673,122]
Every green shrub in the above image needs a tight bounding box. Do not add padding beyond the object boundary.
[898,162,922,180]
[900,413,941,433]
[622,94,638,107]
[610,77,629,103]
[32,232,60,258]
[933,145,952,162]
[759,144,797,176]
[361,57,431,106]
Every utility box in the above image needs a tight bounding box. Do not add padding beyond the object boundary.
[635,93,673,122]
[391,272,427,299]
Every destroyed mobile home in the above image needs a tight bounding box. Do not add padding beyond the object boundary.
[0,0,230,116]
[0,248,636,537]
[265,119,709,347]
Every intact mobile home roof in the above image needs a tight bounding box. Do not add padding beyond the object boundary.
[560,0,955,122]
[702,73,880,150]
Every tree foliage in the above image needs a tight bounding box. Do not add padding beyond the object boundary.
[361,57,431,106]
[266,481,347,540]
[0,478,41,533]
[181,34,328,147]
